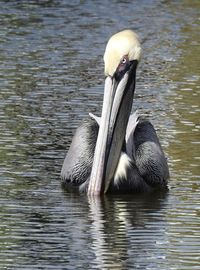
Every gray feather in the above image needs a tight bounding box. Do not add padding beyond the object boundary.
[61,118,98,191]
[134,120,169,187]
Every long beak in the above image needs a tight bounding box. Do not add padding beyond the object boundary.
[87,62,137,195]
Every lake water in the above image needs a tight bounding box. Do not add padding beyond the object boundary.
[0,0,199,269]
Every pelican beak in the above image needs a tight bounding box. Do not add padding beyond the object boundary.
[88,60,138,195]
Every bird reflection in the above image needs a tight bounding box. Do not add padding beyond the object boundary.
[88,191,169,270]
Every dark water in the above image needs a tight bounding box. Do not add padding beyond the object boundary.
[0,0,199,269]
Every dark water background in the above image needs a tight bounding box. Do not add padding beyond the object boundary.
[0,0,199,269]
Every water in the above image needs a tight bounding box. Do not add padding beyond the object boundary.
[0,0,199,269]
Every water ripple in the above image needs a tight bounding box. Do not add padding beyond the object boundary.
[0,0,199,269]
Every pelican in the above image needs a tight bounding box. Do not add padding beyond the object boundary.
[61,30,169,195]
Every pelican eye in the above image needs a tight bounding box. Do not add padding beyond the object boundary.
[121,57,127,65]
[114,55,130,81]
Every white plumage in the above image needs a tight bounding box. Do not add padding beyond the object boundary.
[114,153,132,185]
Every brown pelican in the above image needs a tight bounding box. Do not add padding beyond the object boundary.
[61,30,169,195]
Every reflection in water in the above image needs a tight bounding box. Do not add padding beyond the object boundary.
[0,0,200,269]
[88,192,169,270]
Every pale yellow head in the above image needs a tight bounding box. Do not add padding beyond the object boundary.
[104,30,141,77]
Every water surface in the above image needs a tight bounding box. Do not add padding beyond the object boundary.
[0,0,199,269]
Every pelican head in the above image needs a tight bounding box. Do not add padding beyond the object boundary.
[104,30,141,77]
[88,30,141,195]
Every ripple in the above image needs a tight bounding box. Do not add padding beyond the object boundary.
[0,1,200,270]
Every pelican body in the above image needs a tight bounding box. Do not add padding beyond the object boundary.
[61,30,169,195]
